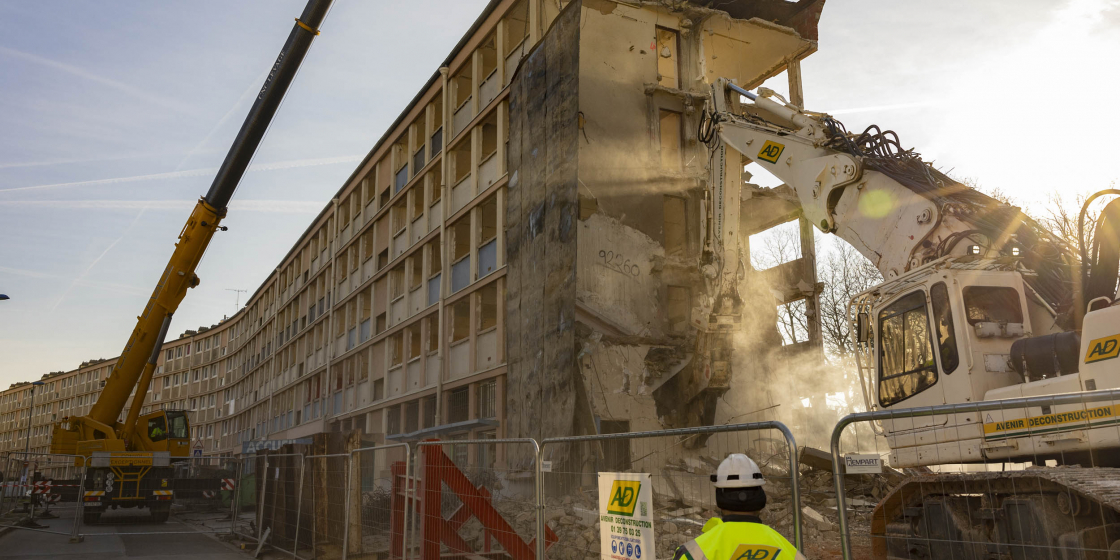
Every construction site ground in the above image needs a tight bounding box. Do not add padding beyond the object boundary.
[0,507,271,560]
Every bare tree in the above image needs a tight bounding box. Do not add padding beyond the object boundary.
[750,222,882,359]
[817,239,882,359]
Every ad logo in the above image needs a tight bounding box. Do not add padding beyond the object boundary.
[606,480,641,516]
[757,141,785,164]
[1086,334,1120,364]
[731,545,781,560]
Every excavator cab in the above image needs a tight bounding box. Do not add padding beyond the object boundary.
[135,410,191,458]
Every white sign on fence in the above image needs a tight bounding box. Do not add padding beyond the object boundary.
[598,472,655,560]
[844,453,883,474]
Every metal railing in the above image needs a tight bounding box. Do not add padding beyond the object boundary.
[830,388,1120,560]
[539,421,803,559]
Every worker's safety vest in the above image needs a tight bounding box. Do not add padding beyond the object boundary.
[676,516,802,560]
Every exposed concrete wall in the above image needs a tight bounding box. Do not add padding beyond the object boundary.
[504,0,582,460]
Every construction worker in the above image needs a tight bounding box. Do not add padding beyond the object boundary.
[150,423,165,440]
[673,453,806,560]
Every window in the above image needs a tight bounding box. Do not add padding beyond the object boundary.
[478,379,496,419]
[600,421,632,471]
[386,406,401,435]
[148,416,168,442]
[452,300,470,343]
[655,27,680,89]
[167,411,189,439]
[930,283,960,374]
[963,286,1023,325]
[663,196,687,256]
[448,387,470,423]
[878,291,937,407]
[667,286,690,333]
[659,110,682,169]
[478,284,497,331]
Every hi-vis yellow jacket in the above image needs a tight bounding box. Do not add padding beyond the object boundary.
[673,515,806,560]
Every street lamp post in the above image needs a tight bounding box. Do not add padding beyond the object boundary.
[23,381,45,466]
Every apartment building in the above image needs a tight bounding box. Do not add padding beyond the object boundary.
[1,0,828,464]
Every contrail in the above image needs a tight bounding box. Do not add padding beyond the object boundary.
[50,209,147,311]
[0,155,364,194]
[0,150,209,170]
[175,67,272,172]
[0,199,325,214]
[0,45,200,117]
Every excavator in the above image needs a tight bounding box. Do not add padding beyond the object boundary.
[49,0,333,523]
[698,78,1120,558]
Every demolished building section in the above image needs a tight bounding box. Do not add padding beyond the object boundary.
[505,0,828,472]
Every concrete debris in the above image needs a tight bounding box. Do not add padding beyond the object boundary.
[799,446,835,472]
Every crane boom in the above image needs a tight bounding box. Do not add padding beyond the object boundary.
[58,0,333,450]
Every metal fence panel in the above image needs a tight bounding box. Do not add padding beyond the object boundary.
[350,443,410,559]
[414,439,543,560]
[831,389,1120,560]
[0,452,87,541]
[231,452,305,557]
[305,452,352,560]
[538,421,802,560]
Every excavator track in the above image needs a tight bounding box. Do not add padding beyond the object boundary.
[871,467,1120,560]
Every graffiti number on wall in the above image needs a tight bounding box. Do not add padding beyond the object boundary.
[599,250,641,277]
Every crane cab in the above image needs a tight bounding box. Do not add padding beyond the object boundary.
[134,410,191,458]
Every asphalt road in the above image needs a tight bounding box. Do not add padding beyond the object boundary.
[0,507,249,560]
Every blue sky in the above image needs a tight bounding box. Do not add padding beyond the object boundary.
[1,0,1118,386]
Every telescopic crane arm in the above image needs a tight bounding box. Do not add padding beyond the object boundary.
[72,0,333,446]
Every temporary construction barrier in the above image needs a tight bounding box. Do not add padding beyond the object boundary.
[404,439,555,560]
[0,452,88,542]
[830,388,1120,560]
[231,453,305,557]
[537,421,803,560]
[350,443,411,559]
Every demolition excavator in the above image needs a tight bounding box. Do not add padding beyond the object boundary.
[49,0,332,523]
[701,78,1120,558]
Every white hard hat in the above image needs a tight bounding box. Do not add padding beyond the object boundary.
[710,453,764,488]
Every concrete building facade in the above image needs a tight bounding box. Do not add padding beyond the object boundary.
[1,0,827,465]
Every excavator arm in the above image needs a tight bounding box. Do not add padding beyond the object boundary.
[52,0,333,456]
[703,78,1074,317]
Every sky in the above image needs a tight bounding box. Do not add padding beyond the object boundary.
[1,0,1119,387]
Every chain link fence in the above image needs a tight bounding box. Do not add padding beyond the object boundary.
[413,439,545,560]
[538,421,802,560]
[831,389,1120,560]
[230,452,305,556]
[304,452,352,559]
[0,452,87,541]
[350,443,411,559]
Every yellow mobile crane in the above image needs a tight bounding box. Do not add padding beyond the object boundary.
[50,0,332,523]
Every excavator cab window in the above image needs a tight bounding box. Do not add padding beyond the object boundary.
[148,416,168,442]
[930,282,960,374]
[878,291,938,407]
[166,411,189,439]
[963,286,1023,325]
